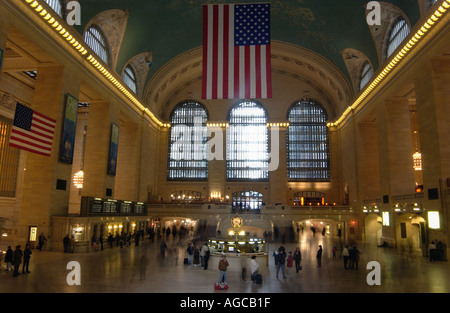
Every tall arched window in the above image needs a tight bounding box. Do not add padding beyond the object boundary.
[43,0,63,17]
[122,65,137,94]
[227,101,268,181]
[287,98,330,181]
[386,17,410,60]
[168,101,209,180]
[359,62,374,91]
[84,25,110,65]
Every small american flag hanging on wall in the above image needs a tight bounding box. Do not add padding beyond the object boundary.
[9,103,56,157]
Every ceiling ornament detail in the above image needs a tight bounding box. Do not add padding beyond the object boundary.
[123,51,153,98]
[365,3,410,64]
[84,9,130,70]
[342,48,373,93]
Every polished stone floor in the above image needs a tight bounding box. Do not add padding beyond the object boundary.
[0,231,449,294]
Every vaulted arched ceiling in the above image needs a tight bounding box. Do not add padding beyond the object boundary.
[76,0,420,81]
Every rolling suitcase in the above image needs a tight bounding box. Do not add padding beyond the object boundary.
[214,282,229,290]
[255,273,263,284]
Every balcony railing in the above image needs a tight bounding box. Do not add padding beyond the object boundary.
[146,203,353,215]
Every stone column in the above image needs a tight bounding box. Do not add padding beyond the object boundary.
[415,59,450,248]
[357,120,381,200]
[376,97,415,246]
[18,64,80,248]
[81,100,118,199]
[114,117,140,201]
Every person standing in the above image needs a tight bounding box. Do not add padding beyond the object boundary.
[218,254,229,284]
[22,243,32,274]
[317,245,323,267]
[91,234,98,252]
[352,246,361,269]
[200,243,210,269]
[429,241,436,262]
[99,234,104,250]
[4,246,13,272]
[186,242,194,265]
[287,251,294,269]
[342,245,350,269]
[293,247,302,273]
[12,245,23,277]
[38,233,47,251]
[70,235,75,253]
[276,248,287,278]
[63,234,70,253]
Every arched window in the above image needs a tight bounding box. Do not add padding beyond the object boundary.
[122,65,137,94]
[287,98,330,181]
[232,191,263,212]
[359,62,374,91]
[84,25,110,65]
[386,17,410,60]
[43,0,63,17]
[168,101,209,180]
[227,101,268,181]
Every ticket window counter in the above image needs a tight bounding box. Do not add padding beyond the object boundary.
[70,225,89,252]
[208,238,266,254]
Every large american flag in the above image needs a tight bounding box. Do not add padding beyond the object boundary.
[202,3,272,100]
[9,103,56,157]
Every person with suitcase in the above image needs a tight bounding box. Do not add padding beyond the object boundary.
[250,256,262,284]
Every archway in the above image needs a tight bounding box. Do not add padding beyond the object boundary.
[396,214,426,256]
[364,214,382,245]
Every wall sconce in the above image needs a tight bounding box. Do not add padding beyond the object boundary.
[412,203,423,213]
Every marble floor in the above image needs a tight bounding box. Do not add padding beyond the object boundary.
[0,232,449,294]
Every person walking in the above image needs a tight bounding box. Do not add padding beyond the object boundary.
[12,245,23,277]
[186,242,194,265]
[342,245,350,269]
[218,254,229,284]
[38,233,47,251]
[92,234,98,252]
[352,246,361,269]
[4,246,13,272]
[22,243,32,274]
[250,255,260,283]
[317,245,323,267]
[293,247,302,273]
[276,248,287,278]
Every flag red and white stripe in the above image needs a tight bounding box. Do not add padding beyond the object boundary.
[202,3,272,100]
[9,103,56,157]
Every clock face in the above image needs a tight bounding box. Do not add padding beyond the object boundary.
[231,217,243,229]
